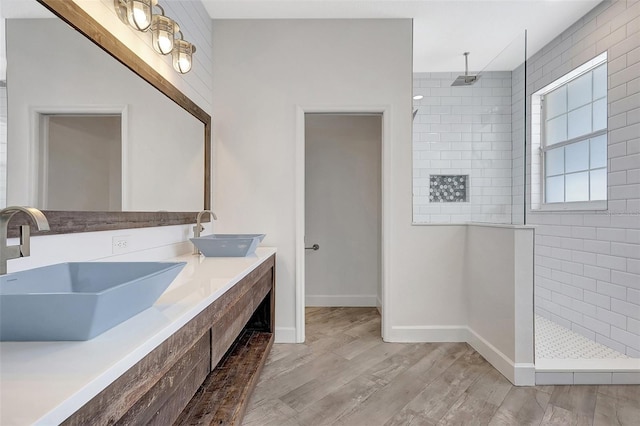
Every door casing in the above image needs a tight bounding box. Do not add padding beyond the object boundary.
[295,105,391,343]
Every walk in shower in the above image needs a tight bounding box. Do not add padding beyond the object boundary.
[413,25,639,385]
[412,31,526,225]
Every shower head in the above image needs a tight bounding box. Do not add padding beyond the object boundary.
[451,52,480,86]
[413,108,419,120]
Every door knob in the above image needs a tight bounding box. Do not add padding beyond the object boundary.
[305,244,320,251]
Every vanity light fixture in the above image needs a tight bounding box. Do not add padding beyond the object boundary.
[114,0,196,73]
[114,0,157,32]
[172,32,196,74]
[151,5,179,55]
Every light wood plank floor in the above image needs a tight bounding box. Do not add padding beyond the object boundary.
[243,307,640,425]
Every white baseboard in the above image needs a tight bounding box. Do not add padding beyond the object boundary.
[467,327,535,386]
[514,363,536,386]
[274,327,297,343]
[386,325,468,343]
[376,296,382,315]
[305,295,377,307]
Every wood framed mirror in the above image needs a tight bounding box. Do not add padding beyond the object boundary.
[7,0,211,236]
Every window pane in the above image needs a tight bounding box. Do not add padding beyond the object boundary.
[590,135,607,168]
[590,169,607,200]
[568,72,592,109]
[593,64,607,100]
[593,98,607,131]
[546,114,567,145]
[566,140,589,173]
[546,147,565,176]
[568,104,592,139]
[546,86,567,118]
[546,175,565,203]
[565,171,590,202]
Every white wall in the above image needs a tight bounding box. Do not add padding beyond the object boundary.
[6,222,204,273]
[6,18,203,212]
[466,224,535,385]
[412,71,513,224]
[390,225,468,340]
[304,114,380,307]
[210,19,463,342]
[528,0,640,357]
[4,1,213,271]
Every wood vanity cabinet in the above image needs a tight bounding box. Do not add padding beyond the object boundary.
[62,254,276,426]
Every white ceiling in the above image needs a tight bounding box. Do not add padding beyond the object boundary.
[200,0,602,72]
[0,1,603,73]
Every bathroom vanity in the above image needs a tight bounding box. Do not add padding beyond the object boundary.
[0,248,276,425]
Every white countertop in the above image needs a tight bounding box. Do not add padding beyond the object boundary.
[0,247,277,426]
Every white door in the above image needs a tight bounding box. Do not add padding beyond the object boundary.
[305,114,382,308]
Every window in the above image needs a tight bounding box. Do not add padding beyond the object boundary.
[534,53,607,209]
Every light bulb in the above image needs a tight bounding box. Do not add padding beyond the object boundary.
[132,7,149,28]
[157,35,173,54]
[177,57,192,73]
[126,0,153,31]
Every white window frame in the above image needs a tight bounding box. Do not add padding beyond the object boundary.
[531,52,608,211]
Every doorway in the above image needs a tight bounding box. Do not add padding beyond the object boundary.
[38,114,122,211]
[304,113,382,335]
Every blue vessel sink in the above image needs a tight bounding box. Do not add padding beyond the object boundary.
[0,262,186,341]
[191,234,266,257]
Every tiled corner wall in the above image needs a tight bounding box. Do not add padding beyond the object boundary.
[529,0,640,357]
[511,63,526,225]
[0,84,6,208]
[412,71,513,224]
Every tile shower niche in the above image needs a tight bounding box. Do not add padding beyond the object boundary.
[429,175,468,203]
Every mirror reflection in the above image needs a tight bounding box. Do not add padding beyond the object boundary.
[1,2,204,212]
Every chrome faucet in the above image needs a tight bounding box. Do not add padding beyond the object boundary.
[0,206,50,274]
[193,210,217,254]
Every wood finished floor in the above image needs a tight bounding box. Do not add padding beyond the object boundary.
[243,307,640,426]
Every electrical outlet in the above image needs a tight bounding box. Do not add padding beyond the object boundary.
[112,236,130,254]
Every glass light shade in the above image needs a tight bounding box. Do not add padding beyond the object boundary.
[173,38,196,74]
[127,0,154,32]
[152,15,178,55]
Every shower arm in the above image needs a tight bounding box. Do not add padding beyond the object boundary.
[463,52,470,78]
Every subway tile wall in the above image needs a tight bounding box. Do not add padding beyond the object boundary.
[511,63,526,225]
[0,85,5,208]
[528,0,640,356]
[413,71,513,224]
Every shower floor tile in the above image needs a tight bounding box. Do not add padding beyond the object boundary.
[535,315,629,360]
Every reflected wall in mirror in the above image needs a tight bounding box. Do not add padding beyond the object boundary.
[4,12,204,212]
[42,114,122,211]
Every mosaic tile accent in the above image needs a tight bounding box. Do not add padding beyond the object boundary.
[429,175,468,202]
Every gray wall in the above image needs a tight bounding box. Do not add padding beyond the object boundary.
[45,116,121,211]
[529,0,640,356]
[305,114,381,307]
